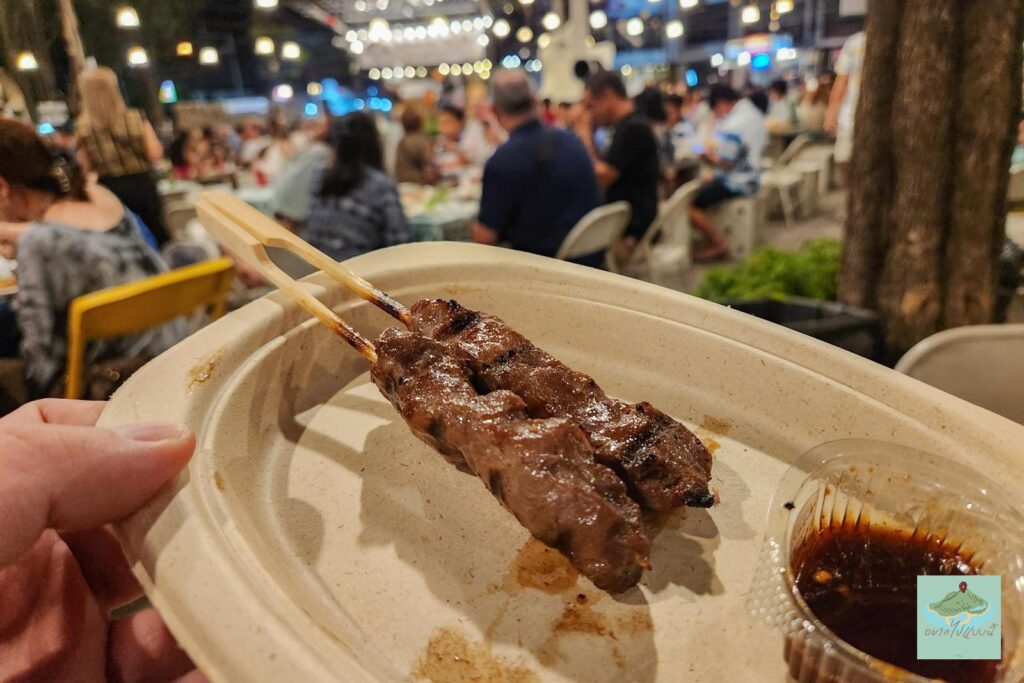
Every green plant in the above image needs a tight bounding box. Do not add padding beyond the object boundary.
[694,239,842,302]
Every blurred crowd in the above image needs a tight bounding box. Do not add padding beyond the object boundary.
[0,39,859,403]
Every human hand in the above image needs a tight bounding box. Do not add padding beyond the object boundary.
[0,399,201,682]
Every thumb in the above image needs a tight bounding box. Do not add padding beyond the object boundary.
[0,422,195,568]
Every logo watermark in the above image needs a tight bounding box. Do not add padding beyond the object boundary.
[918,576,1001,660]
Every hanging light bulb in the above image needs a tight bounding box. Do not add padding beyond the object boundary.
[115,6,140,28]
[176,41,193,57]
[590,10,608,29]
[198,46,219,65]
[776,0,793,12]
[126,45,149,67]
[541,11,561,31]
[492,18,511,37]
[15,52,38,71]
[741,3,760,24]
[254,36,275,56]
[666,20,684,38]
[626,17,644,36]
[281,41,301,60]
[516,26,533,42]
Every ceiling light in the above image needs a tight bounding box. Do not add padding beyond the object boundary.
[369,67,381,79]
[590,10,608,29]
[126,46,148,66]
[350,39,364,54]
[477,34,490,46]
[710,52,724,67]
[516,26,533,42]
[538,33,551,48]
[492,18,511,37]
[776,0,793,12]
[254,0,278,8]
[115,6,140,28]
[741,4,760,24]
[541,12,561,31]
[626,17,644,36]
[666,20,684,38]
[199,46,219,65]
[680,0,698,7]
[254,36,275,55]
[281,41,301,60]
[737,50,751,65]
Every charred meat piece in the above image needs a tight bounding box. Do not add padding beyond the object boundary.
[372,327,651,593]
[412,299,715,511]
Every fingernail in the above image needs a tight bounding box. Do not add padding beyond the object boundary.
[114,422,190,442]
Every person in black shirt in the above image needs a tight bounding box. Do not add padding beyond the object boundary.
[576,71,661,248]
[473,69,602,265]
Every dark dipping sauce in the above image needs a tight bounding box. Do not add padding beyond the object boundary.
[793,526,999,683]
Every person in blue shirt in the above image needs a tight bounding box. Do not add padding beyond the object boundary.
[689,85,767,261]
[473,69,602,266]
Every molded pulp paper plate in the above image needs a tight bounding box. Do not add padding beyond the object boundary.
[104,243,1024,682]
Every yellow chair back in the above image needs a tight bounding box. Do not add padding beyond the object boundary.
[65,257,235,399]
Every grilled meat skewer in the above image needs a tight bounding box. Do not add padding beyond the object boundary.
[412,299,715,511]
[372,327,651,593]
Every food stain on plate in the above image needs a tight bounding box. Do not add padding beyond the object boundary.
[504,538,579,595]
[213,471,225,491]
[413,627,537,683]
[188,350,223,393]
[701,414,732,436]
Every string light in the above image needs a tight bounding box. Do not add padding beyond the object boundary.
[710,53,724,67]
[516,26,533,42]
[493,18,511,37]
[254,36,275,56]
[541,12,561,31]
[126,45,149,67]
[271,84,293,101]
[680,0,698,7]
[741,4,760,23]
[626,18,644,36]
[176,41,193,57]
[776,0,793,12]
[369,67,381,79]
[254,0,278,8]
[538,33,551,49]
[307,81,323,96]
[281,41,301,60]
[666,20,684,38]
[198,47,219,65]
[115,6,140,28]
[590,11,608,29]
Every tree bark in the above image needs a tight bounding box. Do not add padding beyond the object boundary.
[839,0,1024,354]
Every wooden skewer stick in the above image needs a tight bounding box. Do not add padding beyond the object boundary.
[199,191,412,329]
[196,194,378,363]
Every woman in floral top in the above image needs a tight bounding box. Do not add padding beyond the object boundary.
[0,118,183,397]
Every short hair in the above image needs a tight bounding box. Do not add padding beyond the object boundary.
[439,105,465,122]
[708,84,740,109]
[665,93,684,108]
[400,108,423,133]
[490,69,537,115]
[585,70,628,99]
[769,79,788,97]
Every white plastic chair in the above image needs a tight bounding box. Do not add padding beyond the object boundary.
[895,324,1024,425]
[708,194,764,259]
[555,201,631,269]
[620,180,700,284]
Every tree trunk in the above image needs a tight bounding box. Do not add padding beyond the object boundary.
[840,0,1024,355]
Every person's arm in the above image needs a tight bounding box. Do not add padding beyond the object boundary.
[142,120,164,163]
[824,73,849,135]
[472,221,499,245]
